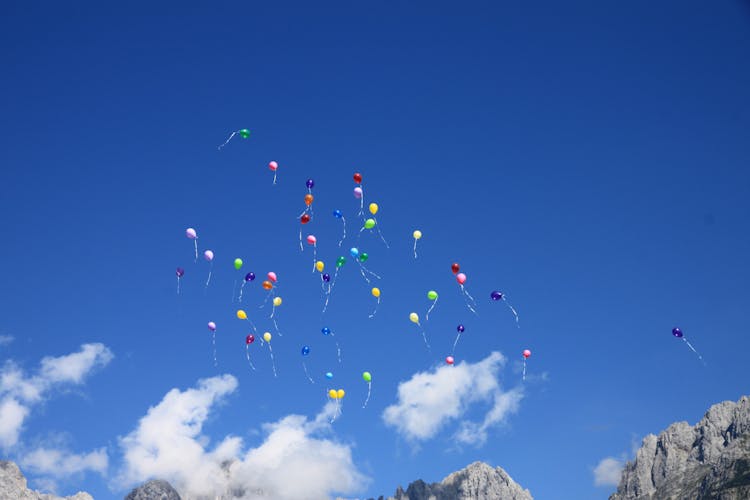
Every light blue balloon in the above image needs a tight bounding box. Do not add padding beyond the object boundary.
[325,372,333,379]
[350,247,359,258]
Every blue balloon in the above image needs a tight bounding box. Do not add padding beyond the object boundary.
[244,272,255,282]
[321,327,331,336]
[325,372,333,379]
[350,247,360,258]
[322,273,331,283]
[301,345,310,356]
[333,209,343,218]
[672,327,683,338]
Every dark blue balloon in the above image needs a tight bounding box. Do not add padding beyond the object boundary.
[333,209,343,218]
[672,327,683,338]
[457,324,465,333]
[306,178,315,189]
[301,345,310,356]
[490,290,503,301]
[321,327,331,336]
[322,273,331,282]
[244,272,255,282]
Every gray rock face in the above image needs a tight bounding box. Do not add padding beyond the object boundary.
[374,461,533,500]
[611,395,750,500]
[124,479,181,500]
[0,461,93,500]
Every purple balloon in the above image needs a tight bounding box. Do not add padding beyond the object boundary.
[176,267,185,277]
[457,324,465,333]
[306,178,315,189]
[244,272,255,282]
[672,327,683,338]
[490,290,503,301]
[322,273,331,283]
[207,321,217,332]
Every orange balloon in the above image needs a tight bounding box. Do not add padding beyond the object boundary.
[304,194,314,206]
[262,280,273,290]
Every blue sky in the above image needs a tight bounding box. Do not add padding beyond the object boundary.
[1,1,749,498]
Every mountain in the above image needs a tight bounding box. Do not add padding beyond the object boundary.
[0,460,92,500]
[370,461,533,500]
[610,395,750,500]
[124,479,181,500]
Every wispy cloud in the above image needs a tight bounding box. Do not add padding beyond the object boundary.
[382,352,523,445]
[593,456,626,487]
[20,446,108,478]
[0,335,14,347]
[117,375,368,499]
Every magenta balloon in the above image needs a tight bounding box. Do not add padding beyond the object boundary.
[306,235,317,245]
[186,228,197,239]
[353,187,363,199]
[204,250,214,261]
[268,161,278,171]
[207,321,216,331]
[267,271,277,282]
[175,267,185,277]
[523,349,531,359]
[456,273,467,285]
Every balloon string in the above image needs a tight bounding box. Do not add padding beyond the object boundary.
[425,297,437,321]
[338,217,346,247]
[362,382,372,409]
[238,281,245,303]
[451,333,461,355]
[245,345,256,371]
[211,332,217,367]
[176,277,181,295]
[375,225,390,249]
[322,283,332,313]
[205,262,213,290]
[259,290,273,309]
[416,324,430,351]
[504,299,520,327]
[268,344,277,377]
[335,340,342,363]
[522,359,527,381]
[245,318,257,335]
[369,297,380,319]
[330,399,341,424]
[461,286,479,316]
[413,239,418,259]
[272,171,277,185]
[312,245,317,273]
[272,316,282,337]
[193,240,198,263]
[683,338,706,365]
[358,264,371,284]
[299,227,303,251]
[302,362,315,384]
[217,130,238,150]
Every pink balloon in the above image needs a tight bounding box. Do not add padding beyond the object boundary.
[446,356,455,365]
[306,235,317,245]
[204,250,214,261]
[353,187,363,199]
[268,161,278,171]
[523,349,531,359]
[186,228,197,239]
[267,272,277,282]
[456,273,467,285]
[207,321,216,331]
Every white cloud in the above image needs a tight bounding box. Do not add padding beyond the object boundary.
[593,456,626,487]
[382,352,523,445]
[117,375,368,500]
[20,446,108,477]
[0,343,113,450]
[0,335,14,347]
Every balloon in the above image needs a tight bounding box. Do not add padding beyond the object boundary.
[234,258,243,270]
[427,290,438,300]
[300,213,311,224]
[268,161,278,171]
[451,263,460,274]
[307,235,317,245]
[322,273,331,282]
[328,389,338,399]
[267,272,277,282]
[413,230,422,240]
[369,203,379,215]
[301,345,310,356]
[244,272,255,282]
[304,194,314,206]
[236,310,247,320]
[353,172,362,184]
[239,129,250,139]
[409,312,419,324]
[354,187,363,199]
[186,228,197,239]
[246,334,255,344]
[263,332,272,343]
[523,349,531,359]
[325,372,333,379]
[364,218,375,229]
[336,389,345,399]
[321,327,331,336]
[350,247,360,258]
[207,321,216,331]
[333,209,343,218]
[273,297,282,307]
[306,178,315,189]
[336,256,346,268]
[490,290,503,301]
[457,324,465,333]
[204,250,214,261]
[456,273,467,285]
[359,252,368,262]
[315,261,325,272]
[176,267,185,277]
[362,371,372,382]
[371,287,381,298]
[262,280,273,290]
[672,327,683,338]
[446,356,455,365]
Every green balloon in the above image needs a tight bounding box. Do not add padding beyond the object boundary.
[427,290,438,300]
[359,252,369,263]
[336,256,346,268]
[364,218,376,229]
[239,129,250,139]
[234,258,243,270]
[362,371,372,382]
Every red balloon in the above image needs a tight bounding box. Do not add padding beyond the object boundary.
[446,356,455,365]
[451,263,460,274]
[353,172,362,184]
[246,335,255,344]
[523,349,531,359]
[300,213,311,224]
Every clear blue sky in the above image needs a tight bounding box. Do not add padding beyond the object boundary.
[1,1,749,498]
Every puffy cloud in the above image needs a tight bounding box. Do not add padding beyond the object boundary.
[382,352,523,445]
[20,446,108,477]
[593,456,626,487]
[117,376,367,500]
[0,343,113,449]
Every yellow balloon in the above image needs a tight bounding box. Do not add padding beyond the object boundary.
[337,389,345,399]
[263,332,272,343]
[371,287,381,298]
[273,296,282,307]
[413,230,422,240]
[369,202,379,215]
[328,389,337,399]
[409,312,419,324]
[237,310,247,320]
[315,261,325,272]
